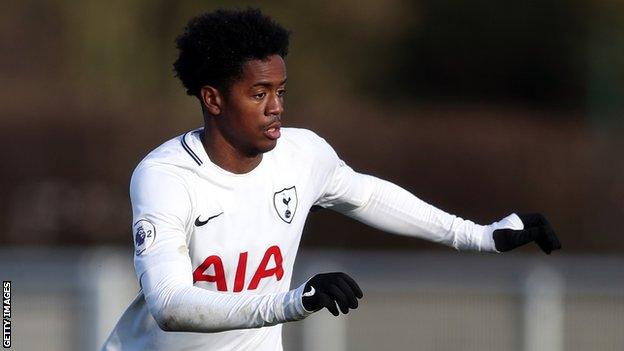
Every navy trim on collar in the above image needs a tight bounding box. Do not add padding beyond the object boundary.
[181,131,203,166]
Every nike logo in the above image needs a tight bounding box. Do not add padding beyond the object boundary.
[302,286,316,297]
[195,212,224,227]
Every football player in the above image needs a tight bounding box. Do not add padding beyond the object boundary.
[101,8,560,351]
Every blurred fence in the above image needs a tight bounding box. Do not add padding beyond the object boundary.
[1,248,623,350]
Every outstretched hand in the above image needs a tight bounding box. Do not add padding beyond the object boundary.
[493,213,561,254]
[302,272,363,316]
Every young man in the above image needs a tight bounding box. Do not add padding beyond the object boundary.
[102,8,560,351]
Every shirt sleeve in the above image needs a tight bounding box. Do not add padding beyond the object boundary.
[311,134,375,212]
[129,164,312,333]
[312,135,522,252]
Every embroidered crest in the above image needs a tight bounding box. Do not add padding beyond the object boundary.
[134,219,156,255]
[273,186,298,224]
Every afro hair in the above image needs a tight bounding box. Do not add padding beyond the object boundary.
[173,8,290,97]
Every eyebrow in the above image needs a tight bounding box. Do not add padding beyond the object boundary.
[251,78,287,88]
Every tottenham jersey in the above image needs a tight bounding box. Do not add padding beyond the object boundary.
[102,127,371,351]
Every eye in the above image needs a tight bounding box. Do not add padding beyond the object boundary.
[254,92,266,100]
[277,89,287,97]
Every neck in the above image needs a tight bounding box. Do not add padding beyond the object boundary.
[201,123,262,174]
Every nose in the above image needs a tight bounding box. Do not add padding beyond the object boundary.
[265,93,283,117]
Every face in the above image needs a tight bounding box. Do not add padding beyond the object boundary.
[216,55,287,156]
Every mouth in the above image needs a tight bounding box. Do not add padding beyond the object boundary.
[263,121,282,140]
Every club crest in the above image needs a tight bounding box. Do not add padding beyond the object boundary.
[273,186,298,224]
[134,219,156,255]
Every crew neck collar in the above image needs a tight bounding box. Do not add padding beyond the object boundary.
[182,128,269,178]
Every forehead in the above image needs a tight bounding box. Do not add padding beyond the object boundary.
[239,55,287,84]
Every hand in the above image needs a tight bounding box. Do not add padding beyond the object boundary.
[493,213,562,254]
[301,272,363,316]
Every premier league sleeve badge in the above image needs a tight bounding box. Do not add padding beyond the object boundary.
[133,219,156,255]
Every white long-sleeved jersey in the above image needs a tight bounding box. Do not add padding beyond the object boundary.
[101,127,522,351]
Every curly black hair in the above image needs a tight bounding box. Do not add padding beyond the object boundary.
[173,8,290,98]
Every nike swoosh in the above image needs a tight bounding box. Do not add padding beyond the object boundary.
[195,212,224,227]
[302,286,316,297]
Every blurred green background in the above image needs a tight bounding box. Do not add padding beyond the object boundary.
[2,0,623,251]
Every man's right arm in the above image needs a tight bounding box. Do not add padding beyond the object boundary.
[130,165,312,332]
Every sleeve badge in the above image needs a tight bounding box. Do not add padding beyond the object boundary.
[133,219,156,255]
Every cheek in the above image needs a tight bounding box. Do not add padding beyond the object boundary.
[228,101,262,134]
[241,102,264,123]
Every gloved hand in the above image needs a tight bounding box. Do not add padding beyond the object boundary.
[493,213,561,254]
[301,272,363,316]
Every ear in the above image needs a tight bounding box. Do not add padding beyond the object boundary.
[200,86,224,116]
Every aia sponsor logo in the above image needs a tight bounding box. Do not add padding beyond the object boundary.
[192,245,284,292]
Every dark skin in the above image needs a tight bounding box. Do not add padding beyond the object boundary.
[200,55,287,174]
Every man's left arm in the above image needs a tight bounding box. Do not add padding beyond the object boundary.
[311,139,561,253]
[338,173,560,253]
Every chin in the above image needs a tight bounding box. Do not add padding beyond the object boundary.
[258,140,278,153]
[247,139,278,156]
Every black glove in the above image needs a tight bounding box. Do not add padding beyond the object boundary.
[493,213,561,254]
[302,272,363,316]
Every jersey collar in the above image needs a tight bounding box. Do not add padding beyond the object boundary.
[182,128,271,178]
